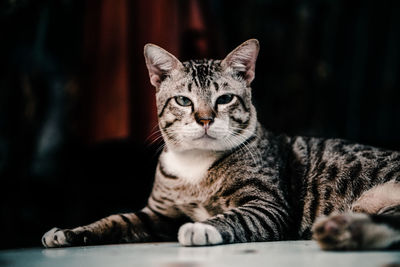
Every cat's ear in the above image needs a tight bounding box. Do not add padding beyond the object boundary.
[144,44,183,89]
[221,39,260,85]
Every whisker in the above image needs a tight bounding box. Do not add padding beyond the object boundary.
[155,142,166,155]
[227,130,260,166]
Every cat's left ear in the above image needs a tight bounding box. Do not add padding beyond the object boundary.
[144,44,183,90]
[221,39,260,85]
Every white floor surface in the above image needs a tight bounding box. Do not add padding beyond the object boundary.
[0,241,399,267]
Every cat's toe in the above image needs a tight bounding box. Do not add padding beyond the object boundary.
[42,227,70,248]
[178,222,223,246]
[312,213,367,250]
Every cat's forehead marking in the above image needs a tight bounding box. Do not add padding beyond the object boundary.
[183,59,221,90]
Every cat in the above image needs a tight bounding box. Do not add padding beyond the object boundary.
[42,39,400,250]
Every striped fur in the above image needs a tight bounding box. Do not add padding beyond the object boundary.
[42,39,400,250]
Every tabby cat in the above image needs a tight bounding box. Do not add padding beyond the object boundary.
[42,39,400,250]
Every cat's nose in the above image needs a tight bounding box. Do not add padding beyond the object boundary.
[195,110,215,129]
[198,118,214,129]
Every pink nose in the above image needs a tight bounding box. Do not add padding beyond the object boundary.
[199,119,212,130]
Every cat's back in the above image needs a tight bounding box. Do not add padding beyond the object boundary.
[289,135,400,238]
[301,137,400,184]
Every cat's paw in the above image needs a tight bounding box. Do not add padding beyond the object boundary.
[178,222,223,246]
[312,213,368,250]
[42,227,70,248]
[42,227,92,248]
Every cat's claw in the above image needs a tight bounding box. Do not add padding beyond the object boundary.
[42,227,69,248]
[178,222,223,246]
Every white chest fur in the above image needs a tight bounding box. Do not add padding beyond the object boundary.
[160,149,220,184]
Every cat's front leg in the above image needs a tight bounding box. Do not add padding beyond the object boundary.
[178,203,290,246]
[42,207,183,248]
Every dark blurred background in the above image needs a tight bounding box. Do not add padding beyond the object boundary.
[1,0,400,249]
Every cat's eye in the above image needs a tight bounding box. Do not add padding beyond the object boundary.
[175,96,192,106]
[216,94,234,105]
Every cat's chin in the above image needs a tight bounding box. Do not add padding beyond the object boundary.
[191,140,221,151]
[167,139,230,152]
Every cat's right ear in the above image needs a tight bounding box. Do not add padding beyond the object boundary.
[144,44,183,90]
[221,39,260,85]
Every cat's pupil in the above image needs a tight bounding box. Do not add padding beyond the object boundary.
[175,96,192,106]
[216,94,234,105]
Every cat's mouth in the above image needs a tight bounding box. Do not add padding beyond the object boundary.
[193,133,217,141]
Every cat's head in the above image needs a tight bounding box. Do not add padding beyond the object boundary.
[144,39,259,152]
